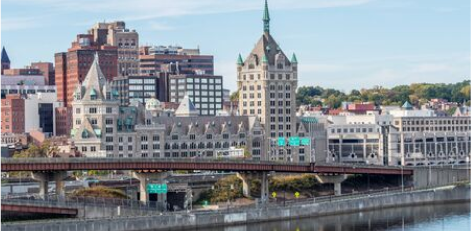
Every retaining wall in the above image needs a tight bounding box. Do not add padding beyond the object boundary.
[2,185,470,231]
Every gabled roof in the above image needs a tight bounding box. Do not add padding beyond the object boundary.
[81,53,107,101]
[175,95,198,117]
[2,47,10,63]
[246,32,290,67]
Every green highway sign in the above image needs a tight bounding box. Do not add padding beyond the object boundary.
[288,137,300,146]
[301,138,310,146]
[147,183,167,194]
[277,137,286,146]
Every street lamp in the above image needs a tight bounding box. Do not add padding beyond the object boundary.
[466,156,469,183]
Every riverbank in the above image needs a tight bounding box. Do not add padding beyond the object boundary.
[2,184,470,231]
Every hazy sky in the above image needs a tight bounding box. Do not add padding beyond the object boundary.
[2,0,470,92]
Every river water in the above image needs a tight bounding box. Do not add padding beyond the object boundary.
[202,203,471,231]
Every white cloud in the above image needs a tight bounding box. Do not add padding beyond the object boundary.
[3,0,376,22]
[1,17,40,31]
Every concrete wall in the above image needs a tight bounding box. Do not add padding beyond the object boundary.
[413,167,470,189]
[2,185,470,231]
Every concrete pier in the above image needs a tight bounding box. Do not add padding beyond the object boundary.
[236,172,269,203]
[132,172,169,207]
[315,174,348,196]
[31,171,68,199]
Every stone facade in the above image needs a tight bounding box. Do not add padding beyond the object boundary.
[72,54,264,159]
[237,1,309,162]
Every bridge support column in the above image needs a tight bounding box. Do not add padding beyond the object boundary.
[236,173,251,198]
[132,172,169,209]
[236,172,270,203]
[31,171,68,200]
[315,174,348,196]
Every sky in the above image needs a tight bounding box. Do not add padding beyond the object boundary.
[1,0,470,92]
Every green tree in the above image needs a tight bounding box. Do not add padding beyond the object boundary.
[230,91,239,101]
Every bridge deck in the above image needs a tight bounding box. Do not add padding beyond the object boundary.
[1,158,413,175]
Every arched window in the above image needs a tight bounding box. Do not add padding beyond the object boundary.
[215,142,221,149]
[198,142,205,149]
[223,142,230,148]
[207,142,213,148]
[190,143,196,149]
[181,143,188,150]
[165,143,171,149]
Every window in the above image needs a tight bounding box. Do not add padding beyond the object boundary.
[106,137,113,142]
[128,145,132,151]
[76,108,81,114]
[106,127,113,133]
[91,118,98,125]
[153,135,159,141]
[106,145,113,151]
[91,146,96,152]
[106,107,112,113]
[89,108,97,114]
[105,119,113,125]
[141,135,148,142]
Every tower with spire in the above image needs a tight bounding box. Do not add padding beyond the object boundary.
[1,47,11,75]
[71,53,120,157]
[236,0,301,162]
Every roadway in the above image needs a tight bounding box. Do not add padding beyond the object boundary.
[1,158,413,175]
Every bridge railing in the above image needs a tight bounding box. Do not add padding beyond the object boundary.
[1,157,412,170]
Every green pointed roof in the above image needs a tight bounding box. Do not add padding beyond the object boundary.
[291,53,298,64]
[262,55,268,63]
[402,101,413,110]
[263,0,270,33]
[90,88,97,96]
[237,54,244,65]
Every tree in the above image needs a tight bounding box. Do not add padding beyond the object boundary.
[13,141,58,158]
[230,91,239,101]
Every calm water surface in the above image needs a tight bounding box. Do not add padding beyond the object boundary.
[201,203,471,231]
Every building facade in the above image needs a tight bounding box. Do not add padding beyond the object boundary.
[1,94,25,134]
[88,21,139,76]
[237,0,304,162]
[55,34,118,107]
[111,75,161,106]
[31,62,55,86]
[168,74,223,116]
[72,54,265,160]
[139,46,214,76]
[24,93,63,137]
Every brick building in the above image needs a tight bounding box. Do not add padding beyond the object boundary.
[55,34,118,107]
[139,45,214,76]
[31,62,55,85]
[1,94,25,134]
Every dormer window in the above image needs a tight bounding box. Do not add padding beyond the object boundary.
[90,88,97,100]
[82,130,89,138]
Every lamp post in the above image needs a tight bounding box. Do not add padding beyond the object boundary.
[466,156,469,183]
[401,165,404,192]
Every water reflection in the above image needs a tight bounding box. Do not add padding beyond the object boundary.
[202,203,470,231]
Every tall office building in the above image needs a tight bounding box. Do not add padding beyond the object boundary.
[1,94,25,134]
[237,0,299,161]
[88,21,139,76]
[139,45,214,76]
[168,74,223,116]
[55,34,118,107]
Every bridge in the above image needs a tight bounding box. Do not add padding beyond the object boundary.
[1,158,412,175]
[1,158,413,205]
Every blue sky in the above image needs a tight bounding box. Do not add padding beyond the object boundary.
[1,0,470,92]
